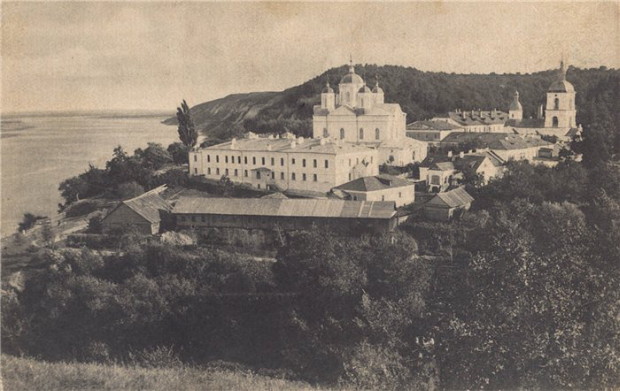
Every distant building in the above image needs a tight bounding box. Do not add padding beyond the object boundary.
[332,174,415,207]
[406,120,463,144]
[439,132,552,162]
[505,61,580,141]
[423,186,474,221]
[189,136,378,193]
[418,156,459,192]
[313,58,427,165]
[173,197,400,236]
[431,109,509,133]
[420,150,505,188]
[102,190,171,235]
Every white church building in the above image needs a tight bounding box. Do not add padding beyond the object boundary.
[313,60,427,165]
[189,59,427,193]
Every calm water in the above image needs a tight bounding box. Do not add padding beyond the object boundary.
[1,112,179,236]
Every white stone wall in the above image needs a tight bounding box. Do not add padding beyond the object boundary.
[346,186,415,207]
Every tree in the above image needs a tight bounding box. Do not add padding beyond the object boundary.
[17,213,45,233]
[167,142,189,165]
[135,143,172,170]
[116,181,145,200]
[176,100,197,149]
[41,221,55,248]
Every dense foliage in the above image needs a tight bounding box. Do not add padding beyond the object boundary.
[180,65,619,161]
[58,143,188,209]
[6,154,619,388]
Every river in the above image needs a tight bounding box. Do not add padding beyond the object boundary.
[1,112,180,236]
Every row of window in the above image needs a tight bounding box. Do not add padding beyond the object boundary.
[323,127,381,140]
[207,167,320,182]
[204,155,330,168]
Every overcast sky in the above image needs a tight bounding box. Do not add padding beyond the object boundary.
[2,2,618,113]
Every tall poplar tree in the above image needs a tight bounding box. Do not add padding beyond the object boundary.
[176,100,197,149]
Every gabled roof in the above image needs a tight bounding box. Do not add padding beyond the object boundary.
[173,197,396,219]
[107,191,171,224]
[429,187,474,208]
[334,174,412,192]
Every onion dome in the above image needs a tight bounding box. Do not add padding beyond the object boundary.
[322,81,334,93]
[358,84,371,93]
[548,61,574,93]
[372,80,384,94]
[340,57,364,84]
[509,90,523,111]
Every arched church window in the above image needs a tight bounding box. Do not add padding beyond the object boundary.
[340,128,345,139]
[552,116,559,127]
[375,128,380,140]
[359,128,364,139]
[554,97,559,110]
[323,128,328,137]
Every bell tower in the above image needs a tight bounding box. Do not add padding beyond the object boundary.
[544,61,576,128]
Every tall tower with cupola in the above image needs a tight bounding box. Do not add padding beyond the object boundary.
[544,61,576,128]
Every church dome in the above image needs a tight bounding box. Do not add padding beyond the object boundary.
[509,91,523,111]
[341,72,364,84]
[548,61,574,93]
[548,80,575,93]
[340,59,364,84]
[322,82,334,93]
[372,81,383,94]
[358,85,371,93]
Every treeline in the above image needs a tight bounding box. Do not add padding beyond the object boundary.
[186,64,620,161]
[57,142,189,210]
[4,159,619,389]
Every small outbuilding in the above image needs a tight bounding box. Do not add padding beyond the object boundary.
[102,190,172,235]
[423,186,474,221]
[332,174,415,207]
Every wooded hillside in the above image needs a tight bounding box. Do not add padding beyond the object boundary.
[166,65,619,143]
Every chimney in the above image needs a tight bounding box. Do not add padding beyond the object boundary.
[231,138,237,149]
[291,141,297,149]
[459,151,464,158]
[297,136,304,144]
[320,138,327,146]
[447,150,453,158]
[267,144,272,151]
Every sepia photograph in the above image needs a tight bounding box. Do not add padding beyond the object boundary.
[1,1,619,389]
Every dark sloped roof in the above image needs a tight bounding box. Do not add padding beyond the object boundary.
[430,187,474,208]
[173,197,396,219]
[407,120,463,131]
[334,175,412,192]
[446,110,508,126]
[118,192,171,224]
[440,132,552,150]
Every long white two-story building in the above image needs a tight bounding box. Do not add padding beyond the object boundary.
[189,134,378,193]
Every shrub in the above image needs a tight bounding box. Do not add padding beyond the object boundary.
[66,234,117,250]
[17,212,45,232]
[128,346,182,368]
[87,213,104,234]
[65,200,103,218]
[116,182,145,200]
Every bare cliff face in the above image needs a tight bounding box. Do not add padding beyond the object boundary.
[162,91,282,133]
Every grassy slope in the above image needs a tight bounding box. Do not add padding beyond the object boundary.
[1,355,318,391]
